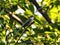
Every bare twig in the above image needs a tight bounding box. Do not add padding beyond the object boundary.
[29,0,52,24]
[4,9,23,25]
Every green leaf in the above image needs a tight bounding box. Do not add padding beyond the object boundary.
[24,8,33,15]
[0,17,4,24]
[29,4,34,13]
[11,0,18,5]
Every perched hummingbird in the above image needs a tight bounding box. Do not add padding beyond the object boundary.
[22,16,34,27]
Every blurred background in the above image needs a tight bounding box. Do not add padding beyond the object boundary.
[0,0,60,45]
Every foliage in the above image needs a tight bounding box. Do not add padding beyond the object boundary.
[0,0,60,45]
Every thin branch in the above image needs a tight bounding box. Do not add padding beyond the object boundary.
[15,16,34,45]
[29,0,52,24]
[4,9,23,45]
[4,9,34,45]
[4,9,23,25]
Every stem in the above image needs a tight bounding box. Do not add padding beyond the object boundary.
[29,0,52,24]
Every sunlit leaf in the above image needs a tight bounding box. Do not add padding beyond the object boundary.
[24,8,33,15]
